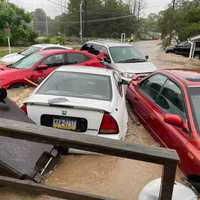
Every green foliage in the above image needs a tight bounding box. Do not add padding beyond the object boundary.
[35,35,65,45]
[0,1,37,46]
[55,0,137,38]
[32,8,47,35]
[158,0,200,45]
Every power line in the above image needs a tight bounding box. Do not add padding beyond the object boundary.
[47,0,67,10]
[34,14,135,25]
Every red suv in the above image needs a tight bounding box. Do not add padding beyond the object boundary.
[127,69,200,189]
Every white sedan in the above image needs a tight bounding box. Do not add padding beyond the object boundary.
[0,44,71,64]
[22,66,128,140]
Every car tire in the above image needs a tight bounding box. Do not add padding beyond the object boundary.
[9,83,28,89]
[187,175,200,192]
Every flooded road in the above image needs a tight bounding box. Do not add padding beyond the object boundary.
[2,40,195,200]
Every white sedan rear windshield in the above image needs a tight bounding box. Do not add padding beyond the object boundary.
[37,71,112,101]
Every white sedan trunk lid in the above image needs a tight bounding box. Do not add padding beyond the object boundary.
[26,94,113,135]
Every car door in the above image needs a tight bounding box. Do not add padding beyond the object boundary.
[151,79,189,151]
[128,74,167,134]
[31,53,65,83]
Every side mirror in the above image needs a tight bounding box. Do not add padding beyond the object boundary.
[145,55,149,60]
[36,64,48,70]
[164,114,183,127]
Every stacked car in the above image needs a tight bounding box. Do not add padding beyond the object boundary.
[18,41,156,141]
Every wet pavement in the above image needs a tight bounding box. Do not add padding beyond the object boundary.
[2,40,198,200]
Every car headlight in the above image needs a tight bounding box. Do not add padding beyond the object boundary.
[121,72,134,79]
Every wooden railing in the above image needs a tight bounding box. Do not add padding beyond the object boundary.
[0,118,179,200]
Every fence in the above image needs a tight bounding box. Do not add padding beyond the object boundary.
[0,118,179,200]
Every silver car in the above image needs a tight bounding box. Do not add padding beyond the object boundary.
[81,40,157,81]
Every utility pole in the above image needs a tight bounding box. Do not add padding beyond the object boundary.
[45,15,49,36]
[169,0,176,45]
[80,0,83,43]
[3,1,11,53]
[83,0,87,38]
[172,0,176,8]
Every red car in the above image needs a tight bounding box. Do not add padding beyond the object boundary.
[127,69,200,189]
[0,49,105,88]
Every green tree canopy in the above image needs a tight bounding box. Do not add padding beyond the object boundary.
[56,0,137,38]
[158,0,200,45]
[0,1,37,45]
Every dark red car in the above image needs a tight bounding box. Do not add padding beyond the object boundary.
[0,49,105,88]
[127,69,200,189]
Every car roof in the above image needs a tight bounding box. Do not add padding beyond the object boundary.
[160,68,200,86]
[32,44,67,49]
[56,65,114,76]
[39,49,85,56]
[85,40,133,48]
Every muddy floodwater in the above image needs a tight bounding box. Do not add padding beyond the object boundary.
[2,40,199,200]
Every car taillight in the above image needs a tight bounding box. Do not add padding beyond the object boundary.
[99,113,119,134]
[20,104,27,114]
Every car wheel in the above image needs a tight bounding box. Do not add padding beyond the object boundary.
[187,175,200,192]
[9,83,28,89]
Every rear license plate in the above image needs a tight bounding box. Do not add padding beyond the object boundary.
[52,118,77,131]
[41,115,87,132]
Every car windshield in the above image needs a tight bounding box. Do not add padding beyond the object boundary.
[189,87,200,133]
[20,46,40,56]
[37,71,112,101]
[109,46,146,63]
[11,52,44,69]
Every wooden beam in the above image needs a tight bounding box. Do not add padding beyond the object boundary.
[159,161,177,200]
[0,118,179,165]
[0,175,114,200]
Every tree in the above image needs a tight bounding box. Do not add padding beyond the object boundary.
[141,13,159,35]
[158,0,200,46]
[32,8,48,36]
[0,1,37,45]
[55,0,138,38]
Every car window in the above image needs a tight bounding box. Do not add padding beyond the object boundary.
[37,71,112,101]
[65,53,90,64]
[189,87,200,133]
[156,80,186,118]
[81,43,92,51]
[139,74,167,101]
[11,52,44,69]
[109,46,146,63]
[89,44,100,55]
[20,46,40,56]
[113,72,123,96]
[43,54,64,67]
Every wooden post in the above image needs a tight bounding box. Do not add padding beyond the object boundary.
[159,161,177,200]
[0,176,114,200]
